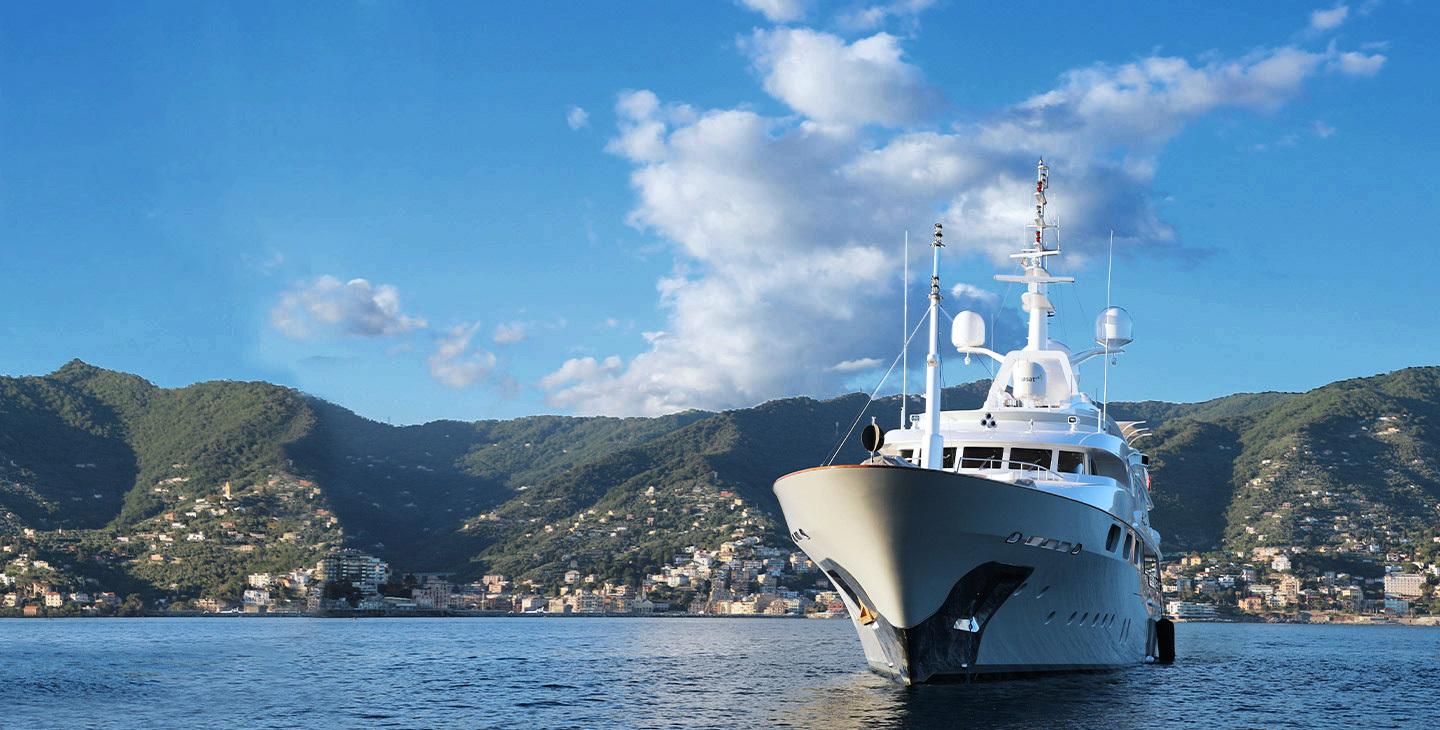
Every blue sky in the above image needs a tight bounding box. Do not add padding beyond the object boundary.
[1,1,1434,424]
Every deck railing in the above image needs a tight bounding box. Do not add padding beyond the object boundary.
[955,459,1079,482]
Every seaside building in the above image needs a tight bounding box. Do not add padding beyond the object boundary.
[413,579,453,610]
[1384,573,1425,599]
[315,549,389,592]
[1165,601,1218,620]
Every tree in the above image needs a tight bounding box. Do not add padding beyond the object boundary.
[119,593,145,616]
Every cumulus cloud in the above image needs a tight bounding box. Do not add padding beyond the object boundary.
[428,323,498,389]
[738,0,812,22]
[542,29,1385,416]
[1310,4,1349,31]
[566,106,589,130]
[492,322,528,344]
[746,29,943,127]
[271,276,426,340]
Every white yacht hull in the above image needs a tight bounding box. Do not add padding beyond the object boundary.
[775,464,1163,684]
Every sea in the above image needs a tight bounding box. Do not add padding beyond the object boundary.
[1,618,1435,730]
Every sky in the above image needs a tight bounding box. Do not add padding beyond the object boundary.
[1,1,1436,425]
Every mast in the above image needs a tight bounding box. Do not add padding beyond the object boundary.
[1026,161,1052,350]
[996,160,1071,351]
[923,224,944,469]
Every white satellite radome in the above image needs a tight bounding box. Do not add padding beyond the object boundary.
[1013,360,1046,401]
[1095,306,1134,349]
[952,310,986,349]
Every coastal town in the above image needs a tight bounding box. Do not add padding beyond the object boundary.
[6,527,1439,621]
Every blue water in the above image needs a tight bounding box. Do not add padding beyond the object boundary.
[0,618,1435,729]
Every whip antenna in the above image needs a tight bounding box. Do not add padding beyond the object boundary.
[901,231,909,429]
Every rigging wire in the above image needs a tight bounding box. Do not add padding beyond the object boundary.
[825,312,930,467]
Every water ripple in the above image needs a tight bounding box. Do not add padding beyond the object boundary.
[0,619,1435,729]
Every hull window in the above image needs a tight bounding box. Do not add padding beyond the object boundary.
[1105,525,1121,552]
[1123,533,1134,561]
[961,446,1004,469]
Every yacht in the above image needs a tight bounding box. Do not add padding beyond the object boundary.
[773,161,1166,684]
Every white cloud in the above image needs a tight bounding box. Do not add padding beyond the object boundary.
[270,275,426,340]
[538,355,623,392]
[1310,4,1349,31]
[950,283,1001,309]
[1332,50,1385,76]
[428,323,498,389]
[738,0,812,23]
[566,106,590,130]
[836,0,936,31]
[493,322,528,344]
[746,29,943,127]
[542,31,1385,416]
[1313,120,1336,138]
[828,357,885,372]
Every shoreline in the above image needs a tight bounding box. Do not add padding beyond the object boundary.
[4,611,1438,625]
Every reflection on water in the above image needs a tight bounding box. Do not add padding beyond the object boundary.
[0,618,1436,730]
[776,668,1158,730]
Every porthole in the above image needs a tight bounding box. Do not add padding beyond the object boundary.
[1035,585,1050,599]
[1014,582,1028,596]
[1006,532,1023,544]
[1067,612,1077,625]
[1044,611,1056,625]
[1080,612,1089,626]
[1071,543,1083,555]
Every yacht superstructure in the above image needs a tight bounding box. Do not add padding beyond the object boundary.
[773,161,1166,684]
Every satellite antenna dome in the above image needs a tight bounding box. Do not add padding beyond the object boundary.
[1013,360,1046,401]
[951,310,986,349]
[1094,306,1133,349]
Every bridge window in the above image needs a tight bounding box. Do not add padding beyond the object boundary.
[1089,451,1129,482]
[942,447,957,469]
[961,446,1004,469]
[1058,450,1086,474]
[1010,448,1052,471]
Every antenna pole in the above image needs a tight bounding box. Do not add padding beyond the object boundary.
[1102,230,1114,433]
[923,224,945,469]
[901,232,909,429]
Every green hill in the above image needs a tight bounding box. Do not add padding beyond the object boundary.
[1,360,1436,602]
